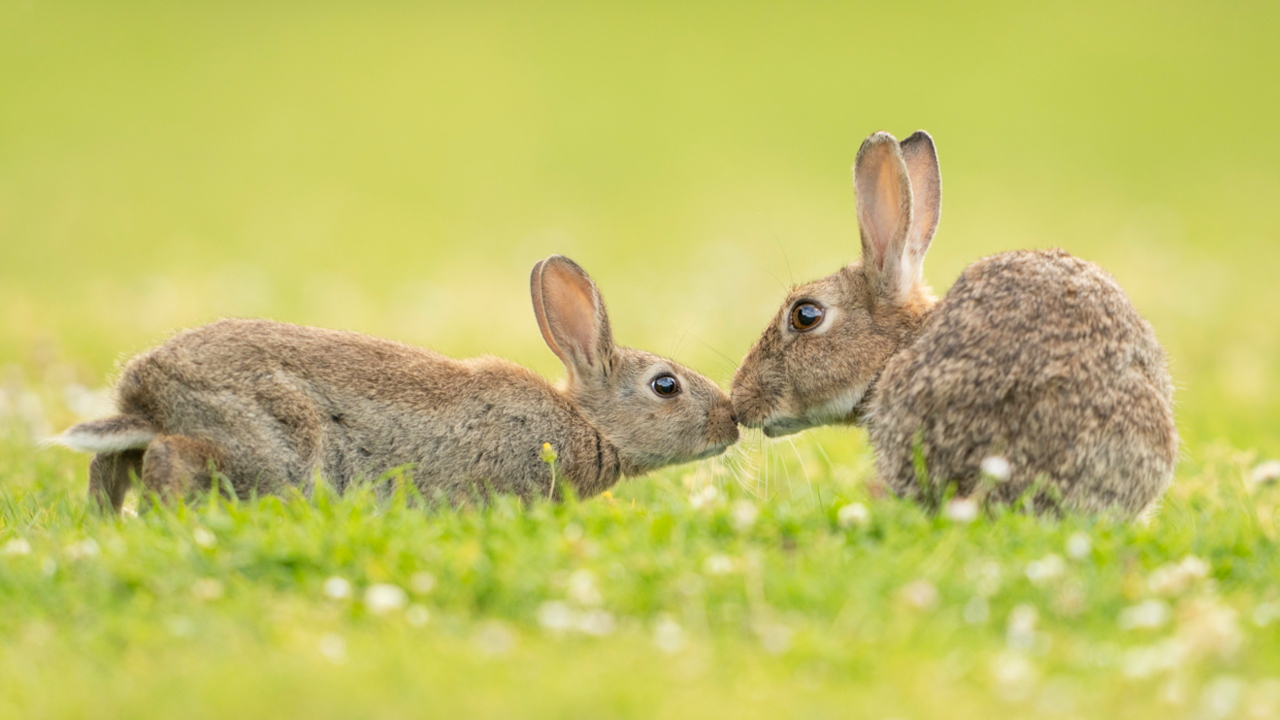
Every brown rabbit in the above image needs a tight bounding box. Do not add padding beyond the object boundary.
[731,130,1177,517]
[53,255,739,513]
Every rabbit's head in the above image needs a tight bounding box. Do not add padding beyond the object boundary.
[532,255,739,474]
[731,131,943,437]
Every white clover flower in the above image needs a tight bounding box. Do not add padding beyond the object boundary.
[409,571,436,595]
[406,605,430,627]
[319,634,347,664]
[1252,602,1280,627]
[1121,639,1184,679]
[1250,460,1280,487]
[730,500,758,531]
[575,609,616,637]
[475,622,515,656]
[364,583,408,615]
[2,538,32,556]
[323,576,352,600]
[990,651,1039,703]
[192,527,216,549]
[980,456,1012,483]
[945,497,980,523]
[837,503,870,529]
[1148,556,1210,596]
[1065,532,1092,560]
[689,485,719,509]
[537,601,575,633]
[1006,604,1039,651]
[901,579,939,611]
[1177,597,1242,659]
[191,578,224,601]
[759,623,793,655]
[702,554,736,575]
[1025,554,1065,585]
[64,539,100,560]
[1118,599,1171,630]
[653,616,685,654]
[964,596,990,624]
[567,569,603,606]
[1199,676,1247,720]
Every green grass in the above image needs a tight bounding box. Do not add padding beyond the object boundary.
[3,424,1280,718]
[3,0,1280,717]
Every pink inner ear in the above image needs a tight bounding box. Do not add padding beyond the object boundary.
[868,162,906,270]
[541,262,599,366]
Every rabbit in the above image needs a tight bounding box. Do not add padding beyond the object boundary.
[730,130,1178,517]
[52,255,740,514]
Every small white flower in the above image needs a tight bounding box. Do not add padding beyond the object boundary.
[1148,556,1210,596]
[537,601,575,633]
[1121,641,1184,679]
[567,569,603,606]
[1253,602,1280,627]
[191,578,224,601]
[65,539,100,560]
[364,583,408,615]
[1025,554,1065,585]
[1006,604,1039,651]
[944,497,980,523]
[653,616,685,654]
[2,538,32,556]
[1199,675,1246,720]
[319,634,347,664]
[980,456,1012,483]
[192,527,216,549]
[730,500,758,531]
[759,623,793,655]
[1065,532,1092,560]
[1118,599,1171,630]
[689,485,719,509]
[323,576,352,600]
[901,579,939,611]
[703,554,736,575]
[990,651,1039,703]
[475,621,515,656]
[837,503,870,529]
[406,605,430,627]
[563,523,584,542]
[964,596,990,624]
[409,571,436,595]
[1250,460,1280,486]
[575,609,616,637]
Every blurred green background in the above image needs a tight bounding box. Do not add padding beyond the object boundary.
[1,0,1277,456]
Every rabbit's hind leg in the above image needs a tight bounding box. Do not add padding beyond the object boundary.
[88,450,143,515]
[141,434,226,506]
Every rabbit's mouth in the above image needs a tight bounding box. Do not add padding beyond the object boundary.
[691,441,733,461]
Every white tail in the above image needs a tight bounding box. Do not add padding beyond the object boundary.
[45,416,156,454]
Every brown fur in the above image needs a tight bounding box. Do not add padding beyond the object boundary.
[61,256,738,512]
[731,130,1177,517]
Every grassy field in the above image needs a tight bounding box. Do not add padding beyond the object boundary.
[2,0,1280,717]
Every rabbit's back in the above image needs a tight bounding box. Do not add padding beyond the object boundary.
[868,249,1177,515]
[114,319,584,498]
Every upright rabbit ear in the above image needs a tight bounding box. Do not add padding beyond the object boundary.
[531,255,615,382]
[899,130,942,275]
[853,131,914,301]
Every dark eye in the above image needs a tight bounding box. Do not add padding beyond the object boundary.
[650,374,681,397]
[791,302,825,332]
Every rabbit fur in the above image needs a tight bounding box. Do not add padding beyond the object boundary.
[730,130,1177,516]
[55,255,739,513]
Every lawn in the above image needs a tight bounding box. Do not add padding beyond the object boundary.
[2,1,1279,717]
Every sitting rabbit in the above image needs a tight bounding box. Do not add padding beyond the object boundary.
[730,130,1177,517]
[54,255,739,513]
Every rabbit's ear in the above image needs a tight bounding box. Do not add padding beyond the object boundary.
[900,130,942,270]
[854,131,914,300]
[531,255,615,381]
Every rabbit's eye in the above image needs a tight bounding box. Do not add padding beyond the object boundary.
[651,374,681,397]
[791,303,825,332]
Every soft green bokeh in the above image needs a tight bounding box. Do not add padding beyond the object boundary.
[2,0,1277,453]
[2,2,1279,717]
